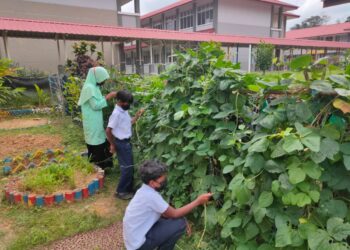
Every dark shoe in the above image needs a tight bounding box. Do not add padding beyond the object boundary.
[115,192,133,200]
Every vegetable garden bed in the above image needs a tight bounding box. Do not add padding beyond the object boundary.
[2,149,105,208]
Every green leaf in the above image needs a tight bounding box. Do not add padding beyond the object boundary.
[308,229,332,250]
[308,190,320,202]
[335,88,350,97]
[299,222,318,239]
[271,140,287,158]
[264,160,285,173]
[252,203,266,223]
[236,186,251,205]
[229,173,245,191]
[310,151,326,164]
[213,110,233,119]
[300,133,321,152]
[259,115,276,129]
[219,79,232,90]
[310,80,335,94]
[290,55,312,71]
[223,165,235,174]
[320,138,340,160]
[249,137,269,153]
[283,135,304,153]
[320,126,340,140]
[329,75,350,87]
[288,167,306,184]
[302,161,322,179]
[275,224,292,247]
[295,193,311,207]
[340,143,350,155]
[174,111,185,121]
[327,217,350,241]
[247,84,261,92]
[244,153,265,174]
[152,132,170,143]
[320,200,348,218]
[343,155,350,171]
[258,191,273,208]
[245,222,259,241]
[227,217,242,228]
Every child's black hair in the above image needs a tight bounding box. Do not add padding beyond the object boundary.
[139,160,168,184]
[116,90,133,104]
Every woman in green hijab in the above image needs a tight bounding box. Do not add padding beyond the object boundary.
[78,66,116,169]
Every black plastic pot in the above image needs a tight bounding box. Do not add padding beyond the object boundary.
[5,76,49,89]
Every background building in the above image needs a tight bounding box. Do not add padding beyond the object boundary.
[0,0,139,72]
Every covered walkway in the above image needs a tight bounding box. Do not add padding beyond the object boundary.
[1,17,350,73]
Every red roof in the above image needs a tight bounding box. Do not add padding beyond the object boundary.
[287,22,350,39]
[141,0,298,20]
[1,17,350,49]
[284,12,300,19]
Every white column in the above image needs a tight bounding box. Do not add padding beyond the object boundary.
[63,36,67,61]
[56,36,61,65]
[170,41,174,63]
[100,39,105,56]
[248,44,252,72]
[111,39,115,65]
[150,40,153,64]
[2,31,10,59]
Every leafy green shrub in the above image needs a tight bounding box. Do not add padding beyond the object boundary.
[63,76,83,121]
[130,42,350,249]
[65,41,104,78]
[0,58,25,106]
[34,84,50,107]
[21,154,95,194]
[255,42,275,74]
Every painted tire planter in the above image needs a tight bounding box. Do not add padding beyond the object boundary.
[2,149,105,208]
[0,107,53,119]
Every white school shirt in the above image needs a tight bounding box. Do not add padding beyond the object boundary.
[123,184,169,250]
[107,105,132,140]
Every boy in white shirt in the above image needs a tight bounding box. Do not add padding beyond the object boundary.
[106,90,144,200]
[123,160,212,250]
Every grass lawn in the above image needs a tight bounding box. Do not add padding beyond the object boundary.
[0,115,128,250]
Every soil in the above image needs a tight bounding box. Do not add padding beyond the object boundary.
[0,220,16,250]
[0,134,62,159]
[0,118,49,130]
[86,197,118,217]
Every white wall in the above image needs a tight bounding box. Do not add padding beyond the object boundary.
[23,0,117,10]
[217,0,271,36]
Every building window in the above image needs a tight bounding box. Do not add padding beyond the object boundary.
[154,54,160,64]
[153,22,163,29]
[180,10,193,29]
[166,16,177,30]
[272,7,282,29]
[326,36,333,41]
[143,55,150,64]
[197,3,214,26]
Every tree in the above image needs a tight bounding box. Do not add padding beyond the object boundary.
[291,15,330,30]
[346,16,350,22]
[255,42,275,74]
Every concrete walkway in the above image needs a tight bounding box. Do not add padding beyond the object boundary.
[37,222,124,250]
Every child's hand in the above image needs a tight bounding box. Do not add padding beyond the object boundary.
[186,220,192,236]
[195,193,213,206]
[105,91,117,101]
[136,108,145,118]
[109,144,116,154]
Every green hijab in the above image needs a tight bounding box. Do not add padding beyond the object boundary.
[78,66,110,106]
